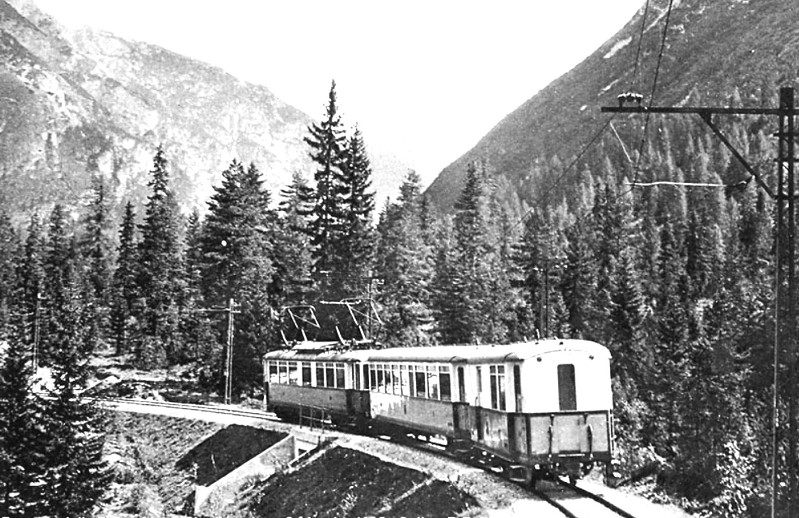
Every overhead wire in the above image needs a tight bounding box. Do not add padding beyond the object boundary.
[507,1,660,236]
[629,0,676,189]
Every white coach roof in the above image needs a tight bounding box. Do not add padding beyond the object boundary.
[264,339,610,364]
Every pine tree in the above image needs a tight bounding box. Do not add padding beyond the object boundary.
[561,217,597,338]
[433,162,509,344]
[42,285,110,517]
[137,146,183,363]
[375,171,433,346]
[275,171,315,306]
[339,126,376,296]
[0,322,50,517]
[0,210,20,332]
[179,210,215,364]
[201,161,278,391]
[304,80,349,299]
[42,204,80,364]
[19,215,45,366]
[79,176,114,338]
[110,202,140,354]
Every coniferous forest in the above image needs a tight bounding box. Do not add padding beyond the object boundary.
[0,80,795,517]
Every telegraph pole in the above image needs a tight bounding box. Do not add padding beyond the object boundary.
[223,298,240,405]
[603,86,798,517]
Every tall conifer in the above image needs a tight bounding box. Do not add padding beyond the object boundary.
[304,80,348,299]
[137,145,183,357]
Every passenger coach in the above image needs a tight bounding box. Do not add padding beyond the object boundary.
[263,339,614,481]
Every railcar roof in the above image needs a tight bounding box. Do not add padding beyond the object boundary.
[264,339,610,363]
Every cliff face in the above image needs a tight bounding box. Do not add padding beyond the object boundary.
[0,0,311,220]
[425,0,799,213]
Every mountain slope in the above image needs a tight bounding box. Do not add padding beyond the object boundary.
[426,0,799,213]
[0,0,408,222]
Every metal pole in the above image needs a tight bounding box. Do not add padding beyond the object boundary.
[225,297,235,405]
[783,86,798,518]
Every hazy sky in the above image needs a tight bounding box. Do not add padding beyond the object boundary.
[35,0,643,184]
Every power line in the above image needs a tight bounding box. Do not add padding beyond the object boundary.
[630,0,676,189]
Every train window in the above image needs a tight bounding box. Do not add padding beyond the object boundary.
[316,363,325,387]
[400,365,409,395]
[439,366,451,401]
[288,362,299,385]
[378,364,383,391]
[391,364,400,394]
[301,362,312,386]
[369,365,377,390]
[279,362,289,384]
[427,365,439,400]
[325,363,335,388]
[335,363,345,388]
[414,368,427,398]
[268,362,278,383]
[557,364,577,411]
[490,365,506,411]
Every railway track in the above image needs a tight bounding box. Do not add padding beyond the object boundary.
[97,397,641,518]
[532,478,640,518]
[92,396,280,423]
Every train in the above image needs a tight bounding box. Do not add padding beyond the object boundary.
[263,338,615,483]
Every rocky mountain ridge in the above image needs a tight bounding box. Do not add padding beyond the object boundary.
[0,0,407,224]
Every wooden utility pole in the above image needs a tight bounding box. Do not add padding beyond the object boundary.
[603,86,798,518]
[223,298,240,405]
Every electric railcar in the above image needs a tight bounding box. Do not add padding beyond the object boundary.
[263,339,614,482]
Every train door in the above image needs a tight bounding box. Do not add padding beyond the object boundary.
[458,366,466,401]
[453,365,471,440]
[557,364,577,411]
[513,364,522,412]
[475,366,484,441]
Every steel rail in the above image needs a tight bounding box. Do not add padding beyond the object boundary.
[556,478,640,518]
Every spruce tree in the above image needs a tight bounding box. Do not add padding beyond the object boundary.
[0,210,20,332]
[79,176,114,338]
[179,209,215,363]
[19,215,45,365]
[375,171,433,346]
[42,285,110,517]
[110,202,140,354]
[433,162,509,344]
[201,161,278,390]
[339,126,376,296]
[137,145,183,363]
[0,323,50,517]
[275,171,315,306]
[304,80,349,299]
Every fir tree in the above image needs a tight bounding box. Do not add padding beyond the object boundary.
[110,202,140,354]
[304,80,349,299]
[79,176,114,337]
[275,171,315,306]
[339,126,376,296]
[0,323,50,517]
[375,171,433,346]
[42,285,110,517]
[137,146,183,362]
[201,161,278,390]
[179,209,215,363]
[0,211,20,332]
[19,215,45,361]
